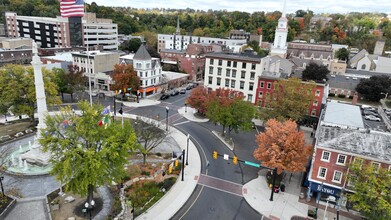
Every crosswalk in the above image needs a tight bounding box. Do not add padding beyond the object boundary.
[197,174,243,197]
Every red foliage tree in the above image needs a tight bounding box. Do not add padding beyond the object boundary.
[111,64,140,93]
[253,119,312,174]
[186,86,210,115]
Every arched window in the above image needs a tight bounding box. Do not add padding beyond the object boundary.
[361,64,366,70]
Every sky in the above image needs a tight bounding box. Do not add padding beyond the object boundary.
[90,0,391,14]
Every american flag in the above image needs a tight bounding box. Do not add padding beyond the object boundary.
[60,0,85,18]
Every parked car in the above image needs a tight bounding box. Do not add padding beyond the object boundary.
[180,88,186,94]
[170,89,179,96]
[186,84,192,90]
[365,115,381,121]
[160,94,170,100]
[363,110,379,117]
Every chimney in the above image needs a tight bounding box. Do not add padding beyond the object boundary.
[352,93,358,105]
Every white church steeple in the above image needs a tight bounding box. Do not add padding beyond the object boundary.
[270,0,288,58]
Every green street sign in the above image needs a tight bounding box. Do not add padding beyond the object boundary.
[244,161,261,168]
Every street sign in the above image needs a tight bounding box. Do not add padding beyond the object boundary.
[244,161,261,168]
[223,154,229,160]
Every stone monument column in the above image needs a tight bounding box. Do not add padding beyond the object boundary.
[31,41,48,140]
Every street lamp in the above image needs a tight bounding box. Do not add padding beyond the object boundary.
[269,167,278,201]
[181,149,185,181]
[84,199,95,220]
[165,106,169,131]
[185,103,187,113]
[186,134,190,165]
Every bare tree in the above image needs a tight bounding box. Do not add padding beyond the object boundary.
[132,117,168,164]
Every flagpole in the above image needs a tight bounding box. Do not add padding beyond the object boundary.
[85,0,93,106]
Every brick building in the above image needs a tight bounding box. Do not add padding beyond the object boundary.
[160,43,223,81]
[255,72,327,118]
[307,101,391,210]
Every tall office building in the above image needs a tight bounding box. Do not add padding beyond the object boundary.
[5,12,118,50]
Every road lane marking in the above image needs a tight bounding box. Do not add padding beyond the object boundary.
[173,121,190,126]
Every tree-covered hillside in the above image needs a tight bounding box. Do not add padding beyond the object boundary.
[1,1,390,52]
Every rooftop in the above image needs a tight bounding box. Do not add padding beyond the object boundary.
[205,52,264,62]
[322,101,364,128]
[316,126,391,163]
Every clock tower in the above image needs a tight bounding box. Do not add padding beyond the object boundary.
[270,0,288,58]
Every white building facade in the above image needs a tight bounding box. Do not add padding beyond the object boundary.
[158,34,247,53]
[120,44,163,97]
[204,52,267,103]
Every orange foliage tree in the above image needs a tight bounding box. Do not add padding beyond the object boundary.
[253,119,312,174]
[111,64,140,93]
[186,86,210,115]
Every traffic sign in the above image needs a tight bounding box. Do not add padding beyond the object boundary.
[223,154,229,160]
[244,161,261,168]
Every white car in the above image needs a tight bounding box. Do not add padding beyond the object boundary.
[365,115,381,122]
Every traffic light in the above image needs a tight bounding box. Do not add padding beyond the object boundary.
[118,108,123,115]
[213,151,218,159]
[168,165,172,174]
[175,159,179,167]
[233,156,238,165]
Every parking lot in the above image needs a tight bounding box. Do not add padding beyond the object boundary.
[361,106,388,131]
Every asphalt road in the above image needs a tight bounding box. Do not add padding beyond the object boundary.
[45,90,264,219]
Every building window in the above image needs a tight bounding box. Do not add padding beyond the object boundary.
[332,171,343,183]
[249,82,254,91]
[226,69,231,77]
[267,82,272,89]
[313,101,318,106]
[337,154,346,165]
[259,92,263,98]
[210,59,214,65]
[231,80,235,88]
[218,59,222,66]
[240,81,244,89]
[225,79,229,87]
[136,63,141,68]
[258,100,262,106]
[209,67,213,75]
[321,151,330,162]
[311,109,317,116]
[217,78,221,86]
[232,70,237,78]
[140,72,143,77]
[317,167,327,179]
[372,162,381,173]
[227,60,231,67]
[250,72,255,80]
[241,71,245,79]
[217,68,222,76]
[251,63,256,70]
[316,90,321,96]
[233,61,237,68]
[260,81,264,88]
[208,77,213,84]
[242,62,246,69]
[247,94,253,102]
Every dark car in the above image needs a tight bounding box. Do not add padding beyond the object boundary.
[186,85,192,90]
[160,94,170,100]
[170,89,179,96]
[180,88,186,94]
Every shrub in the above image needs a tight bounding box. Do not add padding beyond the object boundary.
[348,95,353,99]
[122,174,131,181]
[141,171,150,176]
[328,93,335,97]
[338,94,346,98]
[162,177,177,190]
[156,152,162,157]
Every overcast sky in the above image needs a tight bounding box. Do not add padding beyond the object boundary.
[90,0,391,14]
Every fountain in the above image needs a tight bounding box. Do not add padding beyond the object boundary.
[3,41,53,175]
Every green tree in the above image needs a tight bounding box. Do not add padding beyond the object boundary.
[259,78,316,122]
[120,38,142,53]
[356,75,391,102]
[348,161,391,219]
[39,101,137,198]
[302,63,329,82]
[335,48,349,61]
[206,88,256,136]
[0,64,61,120]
